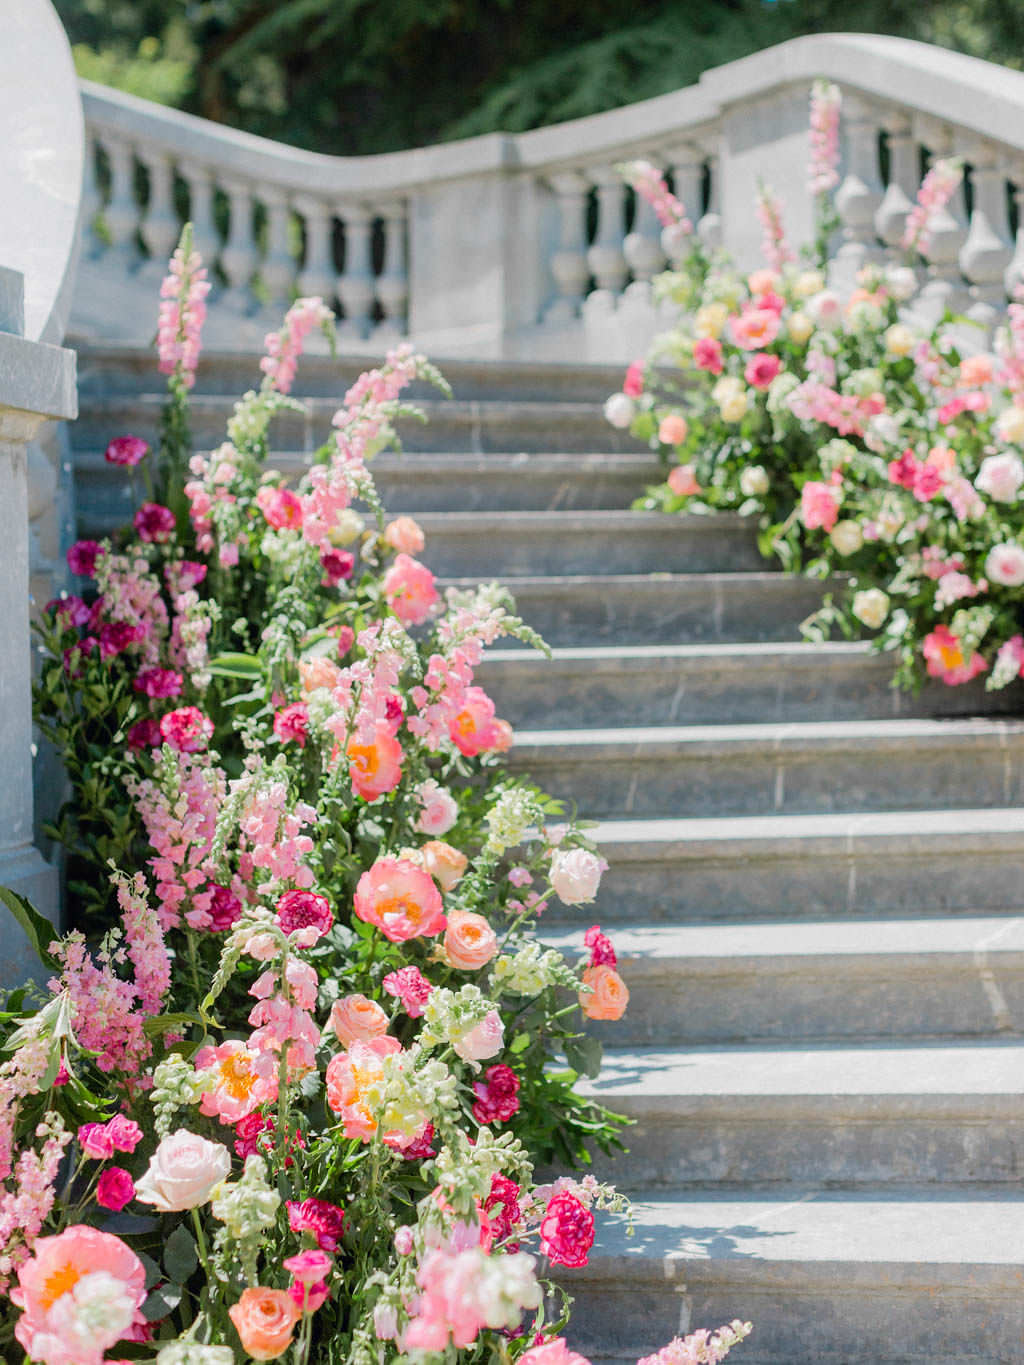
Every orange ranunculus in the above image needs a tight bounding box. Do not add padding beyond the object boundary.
[580,964,629,1021]
[228,1288,301,1360]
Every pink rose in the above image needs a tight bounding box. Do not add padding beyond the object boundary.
[330,994,390,1047]
[384,516,426,555]
[452,1009,504,1064]
[800,480,841,532]
[415,780,458,836]
[444,910,497,971]
[96,1167,136,1212]
[657,414,689,446]
[134,1129,231,1211]
[666,464,700,498]
[693,337,723,374]
[382,553,438,625]
[550,848,607,905]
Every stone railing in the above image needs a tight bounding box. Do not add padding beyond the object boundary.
[70,33,1024,363]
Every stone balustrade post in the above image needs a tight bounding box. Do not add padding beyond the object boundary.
[219,178,258,312]
[832,93,885,288]
[586,167,628,296]
[137,149,180,280]
[665,144,704,260]
[624,165,667,283]
[179,161,221,275]
[0,268,76,987]
[544,171,590,323]
[374,204,409,337]
[259,188,296,318]
[1005,167,1024,296]
[697,153,723,249]
[875,111,918,254]
[337,205,376,340]
[97,132,138,259]
[959,139,1013,327]
[294,197,337,305]
[914,118,971,323]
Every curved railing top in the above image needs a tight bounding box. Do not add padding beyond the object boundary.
[3,0,84,343]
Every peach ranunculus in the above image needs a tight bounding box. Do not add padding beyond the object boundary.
[444,910,498,971]
[354,856,446,942]
[134,1129,231,1212]
[384,515,425,555]
[959,353,994,386]
[422,840,469,891]
[229,1287,302,1361]
[12,1225,147,1365]
[382,553,438,625]
[325,1037,420,1144]
[347,721,403,801]
[728,308,781,350]
[330,993,390,1047]
[194,1039,278,1124]
[580,964,630,1021]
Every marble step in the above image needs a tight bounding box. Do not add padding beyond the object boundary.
[574,808,1024,923]
[508,718,1024,818]
[561,1191,1024,1364]
[541,917,1024,1044]
[73,343,628,404]
[478,642,1021,728]
[74,450,662,527]
[70,392,634,456]
[575,1041,1024,1188]
[441,573,830,647]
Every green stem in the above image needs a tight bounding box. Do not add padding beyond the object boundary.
[191,1205,210,1269]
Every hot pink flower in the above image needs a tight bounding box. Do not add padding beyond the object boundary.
[289,1279,330,1313]
[106,1116,143,1154]
[287,1198,347,1252]
[159,706,214,752]
[96,1168,135,1212]
[693,337,723,374]
[744,353,782,390]
[105,436,150,467]
[332,624,356,658]
[923,625,988,686]
[472,1064,521,1124]
[67,540,103,577]
[133,502,176,543]
[78,1123,115,1160]
[584,924,617,967]
[540,1192,595,1268]
[354,857,445,942]
[729,308,781,350]
[800,479,841,532]
[257,486,304,531]
[320,549,355,585]
[383,554,438,626]
[276,889,333,946]
[623,361,645,397]
[273,702,309,748]
[383,965,434,1017]
[127,717,162,751]
[133,667,183,699]
[282,1249,332,1286]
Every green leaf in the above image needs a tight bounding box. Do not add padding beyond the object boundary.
[207,652,263,679]
[163,1224,198,1282]
[0,886,58,970]
[143,1282,183,1320]
[564,1034,603,1079]
[509,1033,531,1054]
[142,1011,204,1037]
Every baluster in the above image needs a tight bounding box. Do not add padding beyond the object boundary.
[260,187,296,317]
[137,149,180,277]
[95,131,138,258]
[219,178,258,312]
[914,119,970,321]
[1005,166,1024,296]
[544,171,590,323]
[697,152,722,249]
[375,203,408,336]
[586,167,628,296]
[80,128,104,257]
[294,196,336,304]
[875,110,918,253]
[833,93,885,285]
[179,161,221,278]
[665,144,703,260]
[623,158,666,284]
[337,204,375,340]
[959,139,1013,328]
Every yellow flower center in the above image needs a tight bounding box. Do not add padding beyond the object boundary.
[40,1261,82,1309]
[219,1051,256,1100]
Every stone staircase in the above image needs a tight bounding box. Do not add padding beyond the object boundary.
[70,347,1024,1365]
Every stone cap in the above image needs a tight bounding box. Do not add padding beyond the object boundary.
[0,331,77,425]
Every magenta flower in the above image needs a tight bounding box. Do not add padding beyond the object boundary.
[78,1122,116,1159]
[276,889,333,945]
[96,1166,136,1211]
[382,965,433,1018]
[133,667,184,699]
[134,502,176,544]
[273,702,309,748]
[286,1197,347,1252]
[127,717,163,750]
[67,539,103,577]
[584,924,617,967]
[472,1064,521,1125]
[105,435,150,467]
[320,548,355,586]
[539,1192,595,1268]
[159,706,214,752]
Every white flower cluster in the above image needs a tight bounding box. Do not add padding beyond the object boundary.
[149,1054,209,1136]
[492,942,570,997]
[211,1154,281,1284]
[483,789,542,855]
[157,1344,235,1365]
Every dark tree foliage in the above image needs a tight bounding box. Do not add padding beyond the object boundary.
[55,0,1017,156]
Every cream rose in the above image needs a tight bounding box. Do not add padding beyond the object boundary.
[830,520,864,556]
[851,588,890,630]
[976,452,1024,504]
[739,465,770,498]
[603,393,635,429]
[884,324,915,357]
[997,406,1024,444]
[135,1130,231,1212]
[786,311,814,345]
[550,848,606,905]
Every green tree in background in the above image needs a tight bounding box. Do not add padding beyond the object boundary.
[56,0,1021,156]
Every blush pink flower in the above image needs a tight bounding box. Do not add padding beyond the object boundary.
[383,965,434,1017]
[449,686,499,757]
[519,1341,592,1365]
[194,1040,278,1124]
[96,1168,135,1212]
[354,857,445,942]
[550,848,606,905]
[540,1192,595,1268]
[729,308,781,350]
[415,779,459,836]
[452,1010,504,1065]
[105,436,149,467]
[347,721,404,801]
[799,479,841,532]
[133,502,176,543]
[273,702,309,748]
[658,414,689,446]
[383,554,438,626]
[159,706,214,752]
[693,337,723,374]
[257,486,304,531]
[384,516,426,555]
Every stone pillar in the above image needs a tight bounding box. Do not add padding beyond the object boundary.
[0,268,77,987]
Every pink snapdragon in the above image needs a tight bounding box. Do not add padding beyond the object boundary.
[808,80,842,196]
[157,233,210,389]
[755,184,794,271]
[901,158,963,254]
[260,297,334,395]
[620,160,691,231]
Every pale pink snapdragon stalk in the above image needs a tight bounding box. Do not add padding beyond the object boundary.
[636,1320,753,1365]
[260,297,336,395]
[901,157,963,255]
[0,1114,71,1294]
[1000,282,1024,401]
[808,80,842,196]
[619,159,692,231]
[755,183,794,271]
[157,223,210,391]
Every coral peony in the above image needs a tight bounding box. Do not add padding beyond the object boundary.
[347,721,404,801]
[256,486,304,531]
[922,626,988,686]
[195,1040,278,1124]
[449,686,499,757]
[693,337,723,374]
[383,554,438,625]
[354,857,445,942]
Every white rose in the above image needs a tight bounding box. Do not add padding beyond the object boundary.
[830,520,864,556]
[720,392,750,423]
[866,413,900,449]
[712,374,743,403]
[135,1129,231,1212]
[976,452,1024,504]
[604,393,636,429]
[852,588,890,630]
[550,848,606,906]
[794,270,825,298]
[884,324,916,357]
[330,509,365,546]
[806,290,841,330]
[740,465,770,497]
[985,542,1024,587]
[886,266,918,302]
[787,311,814,344]
[996,406,1024,444]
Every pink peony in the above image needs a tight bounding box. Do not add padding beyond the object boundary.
[744,353,782,389]
[256,486,304,530]
[384,516,426,555]
[347,721,404,801]
[449,686,499,757]
[667,464,700,498]
[276,888,333,946]
[415,779,459,836]
[133,667,183,699]
[159,706,214,752]
[383,553,439,625]
[133,502,176,543]
[383,964,434,1017]
[800,479,841,532]
[273,702,309,748]
[67,540,103,577]
[540,1192,595,1268]
[96,1168,135,1212]
[287,1197,347,1252]
[658,414,689,445]
[354,857,445,942]
[923,626,988,686]
[195,1039,278,1124]
[105,435,150,467]
[693,337,723,374]
[728,308,781,350]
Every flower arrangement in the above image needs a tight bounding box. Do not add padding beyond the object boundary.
[0,226,755,1365]
[606,85,1024,694]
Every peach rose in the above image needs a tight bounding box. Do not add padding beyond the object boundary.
[444,910,498,971]
[229,1287,301,1360]
[580,965,629,1021]
[330,993,390,1048]
[667,464,700,498]
[658,414,689,446]
[960,353,994,386]
[384,516,425,555]
[422,840,468,891]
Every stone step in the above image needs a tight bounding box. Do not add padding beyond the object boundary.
[442,573,830,647]
[562,1191,1024,1364]
[478,642,1021,728]
[74,450,661,527]
[576,808,1024,923]
[70,392,632,456]
[542,917,1024,1044]
[576,1041,1024,1188]
[72,343,627,404]
[508,718,1024,818]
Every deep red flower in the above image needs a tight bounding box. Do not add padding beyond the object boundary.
[472,1064,521,1125]
[67,540,104,577]
[287,1197,347,1251]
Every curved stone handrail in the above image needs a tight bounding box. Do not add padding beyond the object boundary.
[71,30,1024,360]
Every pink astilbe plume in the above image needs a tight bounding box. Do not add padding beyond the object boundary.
[808,80,842,196]
[157,226,210,389]
[901,158,963,254]
[755,184,794,271]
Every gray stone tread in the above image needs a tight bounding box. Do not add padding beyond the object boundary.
[484,640,877,664]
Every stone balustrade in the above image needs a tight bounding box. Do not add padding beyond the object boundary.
[70,33,1024,363]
